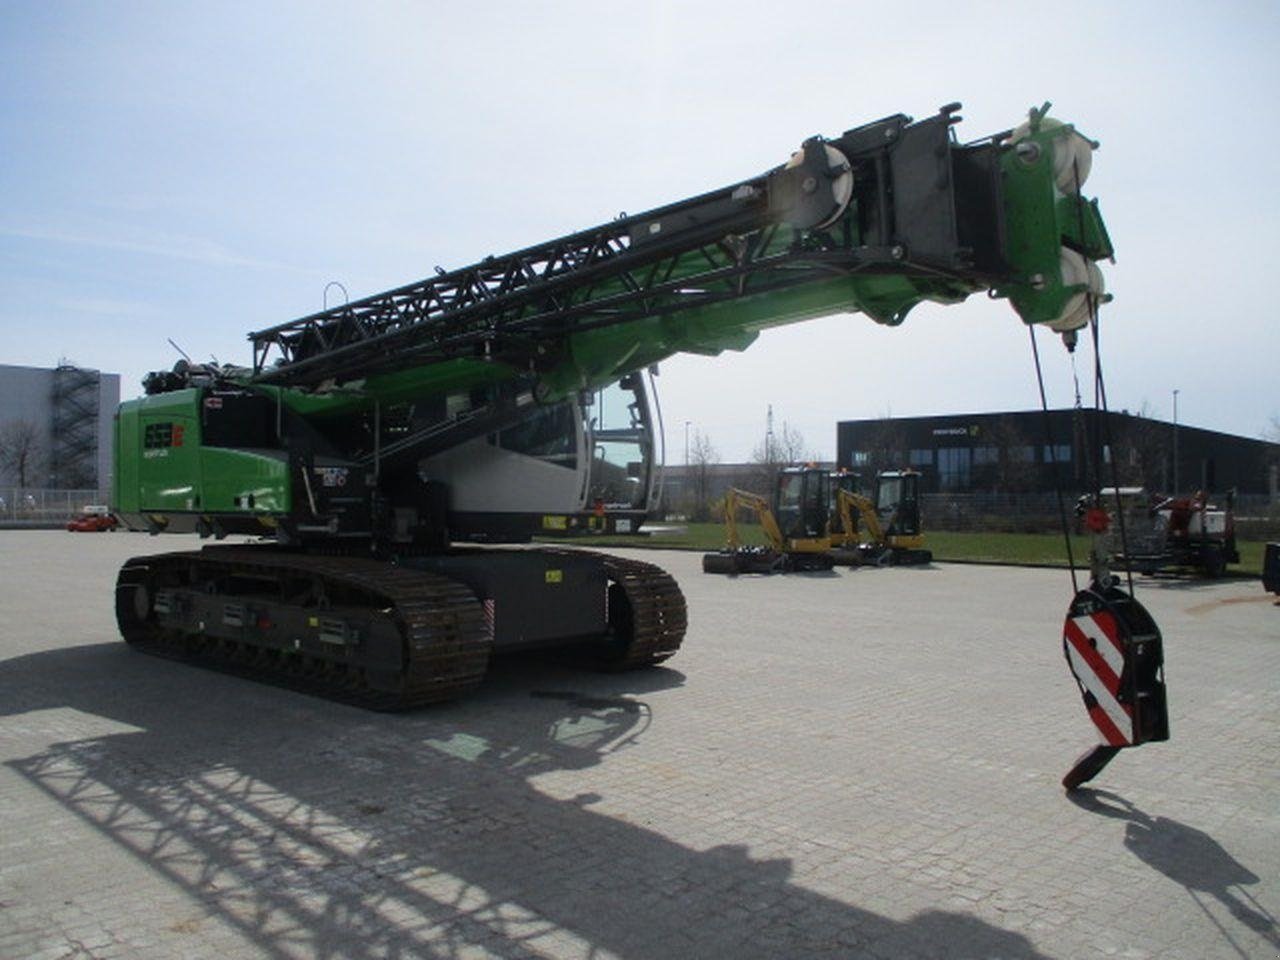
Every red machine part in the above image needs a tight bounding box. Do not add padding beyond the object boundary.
[1060,582,1169,789]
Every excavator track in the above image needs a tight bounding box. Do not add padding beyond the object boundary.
[529,548,686,668]
[115,546,491,710]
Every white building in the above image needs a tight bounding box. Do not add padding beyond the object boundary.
[0,363,121,493]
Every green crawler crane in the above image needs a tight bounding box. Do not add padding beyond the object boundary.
[114,102,1114,708]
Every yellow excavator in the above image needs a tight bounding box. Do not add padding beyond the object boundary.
[702,466,836,574]
[702,466,930,574]
[829,469,932,566]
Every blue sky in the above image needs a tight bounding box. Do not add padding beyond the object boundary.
[2,1,1278,461]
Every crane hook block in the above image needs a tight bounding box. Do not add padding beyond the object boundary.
[1061,581,1169,790]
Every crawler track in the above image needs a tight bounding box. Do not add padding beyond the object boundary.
[588,551,687,668]
[116,546,491,710]
[114,545,687,708]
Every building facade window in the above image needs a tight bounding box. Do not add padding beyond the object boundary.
[838,410,1279,496]
[937,447,971,490]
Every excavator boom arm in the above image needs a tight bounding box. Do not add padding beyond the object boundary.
[723,487,785,550]
[836,488,886,544]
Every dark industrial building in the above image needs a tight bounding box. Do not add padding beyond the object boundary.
[837,409,1279,497]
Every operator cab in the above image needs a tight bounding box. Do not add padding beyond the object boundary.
[875,470,922,538]
[775,466,831,541]
[583,369,660,521]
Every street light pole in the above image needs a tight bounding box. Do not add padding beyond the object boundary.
[1172,389,1180,492]
[684,420,690,466]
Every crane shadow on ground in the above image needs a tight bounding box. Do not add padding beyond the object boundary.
[2,641,1052,960]
[1068,788,1277,959]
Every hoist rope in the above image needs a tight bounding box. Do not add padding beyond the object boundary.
[1069,149,1137,597]
[1028,149,1139,598]
[1029,325,1080,595]
[1085,293,1137,596]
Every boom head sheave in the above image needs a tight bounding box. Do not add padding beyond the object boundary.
[995,102,1113,343]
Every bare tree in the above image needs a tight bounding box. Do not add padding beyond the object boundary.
[1110,405,1171,490]
[687,429,718,522]
[0,419,44,488]
[1266,414,1280,443]
[1068,403,1169,492]
[1261,415,1280,497]
[749,420,817,491]
[989,416,1037,493]
[858,420,909,478]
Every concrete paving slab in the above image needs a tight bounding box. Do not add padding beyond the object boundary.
[0,530,1276,959]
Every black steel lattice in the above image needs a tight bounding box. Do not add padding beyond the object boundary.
[248,107,1000,389]
[249,180,774,386]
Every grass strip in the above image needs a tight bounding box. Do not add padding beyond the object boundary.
[542,524,1268,576]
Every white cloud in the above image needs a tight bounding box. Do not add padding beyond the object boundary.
[52,297,162,318]
[0,222,306,273]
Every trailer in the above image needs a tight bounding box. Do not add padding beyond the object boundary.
[1110,488,1239,577]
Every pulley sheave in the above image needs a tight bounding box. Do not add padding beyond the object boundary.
[771,141,854,230]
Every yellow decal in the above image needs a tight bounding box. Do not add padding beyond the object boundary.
[542,515,568,530]
[308,616,319,627]
[545,569,563,584]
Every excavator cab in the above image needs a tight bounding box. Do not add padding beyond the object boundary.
[775,466,831,542]
[874,470,929,562]
[830,470,860,505]
[875,470,923,540]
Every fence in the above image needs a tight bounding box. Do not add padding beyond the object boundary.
[669,489,1280,540]
[920,491,1279,539]
[0,489,107,527]
[1232,494,1280,540]
[921,493,1066,533]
